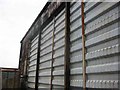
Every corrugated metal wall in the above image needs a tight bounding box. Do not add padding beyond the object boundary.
[27,35,39,88]
[38,8,66,89]
[24,1,119,90]
[52,8,65,89]
[38,17,53,88]
[85,1,119,89]
[69,1,120,89]
[70,2,83,88]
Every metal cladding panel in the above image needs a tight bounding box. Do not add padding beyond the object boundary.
[22,1,120,89]
[38,9,65,88]
[27,35,39,88]
[52,8,65,89]
[70,2,83,87]
[38,20,53,88]
[85,2,120,89]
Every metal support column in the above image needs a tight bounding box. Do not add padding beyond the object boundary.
[18,42,22,88]
[64,2,70,90]
[81,1,86,90]
[35,30,41,90]
[50,17,55,90]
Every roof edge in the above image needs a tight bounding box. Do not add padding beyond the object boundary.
[20,2,50,43]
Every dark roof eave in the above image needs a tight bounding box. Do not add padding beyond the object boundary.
[20,2,50,43]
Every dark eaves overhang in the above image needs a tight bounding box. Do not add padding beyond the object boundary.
[20,2,50,43]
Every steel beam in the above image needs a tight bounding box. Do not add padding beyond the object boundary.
[81,1,86,90]
[64,2,70,90]
[35,30,41,90]
[50,17,55,90]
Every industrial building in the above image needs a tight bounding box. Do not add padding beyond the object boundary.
[0,68,19,89]
[19,1,120,90]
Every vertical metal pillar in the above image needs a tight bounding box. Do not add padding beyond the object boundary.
[35,30,41,90]
[18,42,22,88]
[19,42,23,63]
[64,2,70,90]
[50,17,55,90]
[81,1,86,90]
[25,41,31,76]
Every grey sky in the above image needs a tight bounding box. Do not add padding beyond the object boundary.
[0,0,47,68]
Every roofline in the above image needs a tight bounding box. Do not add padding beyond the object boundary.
[0,67,18,70]
[20,2,50,43]
[0,68,19,72]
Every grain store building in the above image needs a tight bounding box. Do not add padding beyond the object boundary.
[19,0,120,90]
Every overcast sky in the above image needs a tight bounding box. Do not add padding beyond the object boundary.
[0,0,48,68]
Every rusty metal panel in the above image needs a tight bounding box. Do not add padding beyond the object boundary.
[27,35,39,88]
[1,69,19,89]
